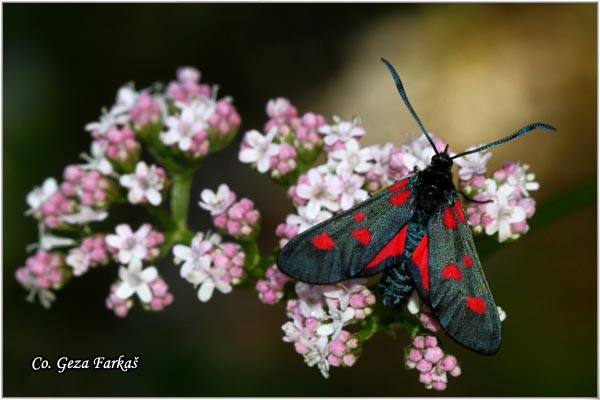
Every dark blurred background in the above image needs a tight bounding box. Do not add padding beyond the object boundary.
[3,3,596,396]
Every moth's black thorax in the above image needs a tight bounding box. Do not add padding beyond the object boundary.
[416,153,454,213]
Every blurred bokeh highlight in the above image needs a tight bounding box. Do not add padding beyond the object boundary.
[4,3,596,396]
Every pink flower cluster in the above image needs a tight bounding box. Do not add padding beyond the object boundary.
[239,98,325,181]
[282,280,374,377]
[167,67,212,104]
[106,282,133,318]
[457,155,539,243]
[275,220,299,248]
[146,277,174,311]
[16,251,65,290]
[406,336,461,391]
[32,190,76,229]
[327,330,359,368]
[213,197,260,240]
[175,232,245,302]
[264,97,325,152]
[129,92,162,128]
[62,165,115,208]
[256,265,291,304]
[92,125,140,167]
[66,234,110,276]
[270,142,298,178]
[214,242,246,285]
[264,98,325,152]
[208,99,241,149]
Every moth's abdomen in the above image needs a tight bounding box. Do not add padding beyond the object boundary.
[378,259,413,308]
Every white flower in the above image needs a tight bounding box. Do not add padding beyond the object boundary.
[173,232,231,302]
[198,184,236,215]
[119,162,165,206]
[61,206,108,225]
[196,266,232,302]
[85,112,129,136]
[26,178,58,215]
[368,142,395,178]
[239,128,280,173]
[286,206,333,234]
[407,290,421,314]
[338,171,368,211]
[506,162,539,197]
[454,146,492,181]
[295,169,342,215]
[403,134,444,170]
[109,85,139,116]
[27,222,75,252]
[295,283,328,320]
[282,316,330,378]
[115,259,158,303]
[66,247,91,277]
[174,232,220,279]
[330,139,373,175]
[484,190,526,242]
[497,306,507,322]
[105,224,151,264]
[80,141,114,176]
[301,335,331,378]
[161,99,215,151]
[318,115,365,146]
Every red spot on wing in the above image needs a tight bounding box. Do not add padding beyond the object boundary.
[443,206,457,229]
[454,199,465,224]
[412,235,429,291]
[462,255,474,267]
[366,225,408,269]
[312,232,334,250]
[390,189,410,206]
[388,178,409,193]
[353,211,366,222]
[466,296,486,314]
[352,228,371,246]
[441,264,462,281]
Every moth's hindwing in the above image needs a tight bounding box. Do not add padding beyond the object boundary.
[427,190,502,354]
[277,176,420,284]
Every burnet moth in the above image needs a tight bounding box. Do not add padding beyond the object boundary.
[277,58,556,354]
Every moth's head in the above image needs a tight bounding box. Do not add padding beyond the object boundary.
[430,149,453,171]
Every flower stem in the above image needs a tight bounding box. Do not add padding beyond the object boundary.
[171,171,194,233]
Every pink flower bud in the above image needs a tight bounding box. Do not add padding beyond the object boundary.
[343,354,356,366]
[294,341,307,354]
[424,347,444,364]
[416,359,433,373]
[408,348,423,362]
[413,336,425,349]
[329,340,347,357]
[327,354,342,367]
[305,317,319,331]
[419,372,433,385]
[424,336,438,348]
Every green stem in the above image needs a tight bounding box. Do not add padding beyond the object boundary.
[171,171,194,232]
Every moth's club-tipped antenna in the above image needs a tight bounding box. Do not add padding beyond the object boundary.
[381,58,439,155]
[450,123,557,160]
